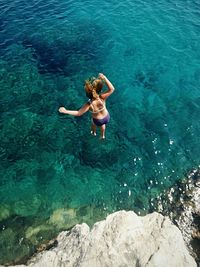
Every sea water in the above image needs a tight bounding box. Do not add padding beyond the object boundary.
[0,0,200,264]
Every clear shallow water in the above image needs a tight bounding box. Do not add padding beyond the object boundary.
[1,0,200,264]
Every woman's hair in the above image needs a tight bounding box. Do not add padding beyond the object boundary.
[85,78,104,99]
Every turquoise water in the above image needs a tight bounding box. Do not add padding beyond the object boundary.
[1,0,200,264]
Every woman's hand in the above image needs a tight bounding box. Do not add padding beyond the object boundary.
[98,73,106,81]
[58,107,67,114]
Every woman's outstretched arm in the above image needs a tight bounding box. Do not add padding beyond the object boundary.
[58,103,90,116]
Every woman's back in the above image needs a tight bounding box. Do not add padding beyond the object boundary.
[89,97,107,118]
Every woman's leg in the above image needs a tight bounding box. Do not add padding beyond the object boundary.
[100,124,106,139]
[91,122,97,136]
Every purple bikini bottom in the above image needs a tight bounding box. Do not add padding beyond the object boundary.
[92,113,110,126]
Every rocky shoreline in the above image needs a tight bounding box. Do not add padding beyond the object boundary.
[0,210,197,267]
[1,169,199,267]
[151,168,200,263]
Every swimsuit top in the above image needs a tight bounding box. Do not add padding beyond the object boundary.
[88,98,106,114]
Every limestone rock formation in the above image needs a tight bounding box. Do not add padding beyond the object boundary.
[1,210,196,267]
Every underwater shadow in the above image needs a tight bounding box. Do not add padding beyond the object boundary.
[22,24,107,76]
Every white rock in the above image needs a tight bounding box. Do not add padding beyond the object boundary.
[1,211,196,267]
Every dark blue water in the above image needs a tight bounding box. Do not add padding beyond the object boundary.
[1,0,200,264]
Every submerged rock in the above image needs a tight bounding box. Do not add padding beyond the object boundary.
[48,208,77,228]
[0,204,10,221]
[1,210,196,267]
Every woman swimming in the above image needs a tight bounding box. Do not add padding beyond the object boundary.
[58,73,115,139]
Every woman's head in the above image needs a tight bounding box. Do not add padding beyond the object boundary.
[85,77,104,99]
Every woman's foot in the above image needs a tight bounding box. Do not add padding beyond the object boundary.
[90,130,96,136]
